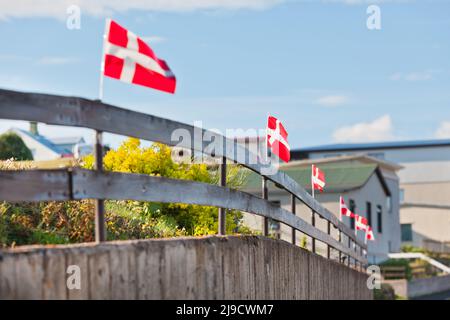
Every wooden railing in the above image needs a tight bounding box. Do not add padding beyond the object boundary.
[0,88,367,267]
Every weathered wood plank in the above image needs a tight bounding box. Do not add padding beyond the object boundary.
[0,169,70,202]
[0,88,365,249]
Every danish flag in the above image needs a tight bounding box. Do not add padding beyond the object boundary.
[340,196,355,220]
[312,165,326,192]
[266,115,290,163]
[366,226,375,241]
[355,214,368,232]
[102,19,176,94]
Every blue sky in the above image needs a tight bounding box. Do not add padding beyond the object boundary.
[0,0,449,149]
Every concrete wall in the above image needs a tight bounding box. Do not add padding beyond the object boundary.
[401,206,450,246]
[402,182,450,206]
[385,275,450,299]
[0,236,372,300]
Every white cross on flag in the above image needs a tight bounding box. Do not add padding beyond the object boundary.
[340,196,355,220]
[312,164,326,192]
[266,115,290,163]
[102,19,176,94]
[355,214,368,232]
[366,226,375,241]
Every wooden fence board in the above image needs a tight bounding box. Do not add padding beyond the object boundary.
[0,88,365,249]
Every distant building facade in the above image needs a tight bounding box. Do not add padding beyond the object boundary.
[5,122,91,161]
[292,140,450,253]
[242,155,402,264]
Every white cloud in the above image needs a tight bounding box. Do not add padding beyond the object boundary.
[0,0,284,20]
[333,114,395,143]
[435,121,450,139]
[36,56,78,65]
[390,70,437,82]
[315,95,350,107]
[141,36,166,44]
[324,0,411,4]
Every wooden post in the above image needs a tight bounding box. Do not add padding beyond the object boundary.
[262,177,269,237]
[311,212,316,253]
[291,195,296,245]
[218,157,227,235]
[327,222,331,259]
[94,130,106,242]
[348,237,351,267]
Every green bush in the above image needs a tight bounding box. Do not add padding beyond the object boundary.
[0,133,33,161]
[374,284,396,300]
[380,259,413,280]
[0,138,255,247]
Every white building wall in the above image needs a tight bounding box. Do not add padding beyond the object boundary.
[10,130,60,161]
[243,174,400,264]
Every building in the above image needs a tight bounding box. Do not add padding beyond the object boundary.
[5,122,90,161]
[242,155,402,264]
[292,140,450,253]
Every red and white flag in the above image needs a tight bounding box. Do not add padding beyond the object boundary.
[366,226,375,241]
[312,165,326,192]
[340,196,355,220]
[355,214,368,232]
[266,115,290,163]
[102,19,176,94]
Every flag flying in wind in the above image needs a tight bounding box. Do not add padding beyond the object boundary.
[340,196,355,220]
[355,214,368,232]
[312,165,326,192]
[102,19,176,94]
[366,226,375,241]
[266,115,290,163]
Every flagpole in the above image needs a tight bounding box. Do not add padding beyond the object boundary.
[94,19,110,243]
[265,113,270,164]
[98,19,109,101]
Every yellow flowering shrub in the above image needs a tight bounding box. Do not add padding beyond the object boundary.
[85,138,251,236]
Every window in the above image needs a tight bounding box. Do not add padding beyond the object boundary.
[386,196,393,214]
[401,224,413,242]
[400,189,405,204]
[377,205,383,233]
[367,202,372,227]
[349,200,356,230]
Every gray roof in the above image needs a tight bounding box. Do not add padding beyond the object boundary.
[49,136,85,145]
[293,139,450,154]
[11,128,72,155]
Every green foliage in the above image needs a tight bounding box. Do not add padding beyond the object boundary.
[379,259,413,280]
[0,138,253,247]
[300,236,308,249]
[374,284,397,300]
[0,133,33,161]
[401,245,426,254]
[85,138,251,237]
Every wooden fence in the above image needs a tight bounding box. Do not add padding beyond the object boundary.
[0,88,367,267]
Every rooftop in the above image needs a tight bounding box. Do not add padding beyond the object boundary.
[243,162,391,196]
[292,139,450,155]
[9,128,72,156]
